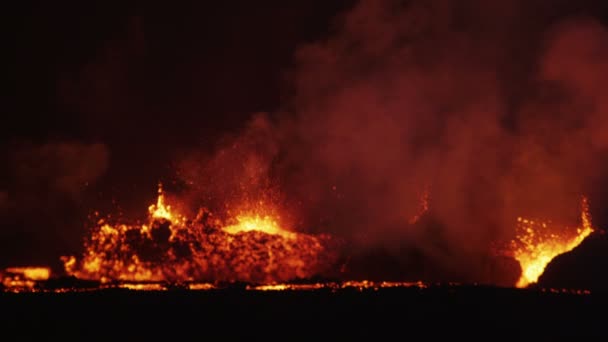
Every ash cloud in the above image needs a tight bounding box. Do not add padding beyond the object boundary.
[260,0,608,282]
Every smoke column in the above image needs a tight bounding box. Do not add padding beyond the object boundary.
[178,0,608,283]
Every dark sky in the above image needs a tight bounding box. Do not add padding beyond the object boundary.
[5,0,353,181]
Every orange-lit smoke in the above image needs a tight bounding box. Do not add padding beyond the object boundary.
[226,0,608,284]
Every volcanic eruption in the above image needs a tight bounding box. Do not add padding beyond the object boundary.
[508,197,595,288]
[4,0,608,294]
[61,184,339,284]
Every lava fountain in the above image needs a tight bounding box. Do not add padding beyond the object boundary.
[62,184,339,284]
[510,197,595,288]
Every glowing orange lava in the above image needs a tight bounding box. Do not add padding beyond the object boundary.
[61,184,338,284]
[511,197,594,288]
[4,267,50,281]
[1,266,51,292]
[223,214,296,239]
[247,280,427,291]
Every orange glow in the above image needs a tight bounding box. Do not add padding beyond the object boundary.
[1,266,51,292]
[4,267,50,281]
[247,280,427,291]
[61,184,338,284]
[409,188,430,224]
[149,184,177,222]
[116,283,167,291]
[223,214,296,239]
[511,197,594,288]
[188,283,216,290]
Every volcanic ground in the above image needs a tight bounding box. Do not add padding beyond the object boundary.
[0,284,605,339]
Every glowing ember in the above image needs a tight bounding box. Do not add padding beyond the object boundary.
[62,185,338,284]
[188,283,216,290]
[248,280,427,291]
[511,197,594,288]
[116,283,167,291]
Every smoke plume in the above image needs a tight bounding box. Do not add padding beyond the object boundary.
[179,0,608,283]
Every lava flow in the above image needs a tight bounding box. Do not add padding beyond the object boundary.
[510,197,595,288]
[1,266,50,291]
[61,185,338,284]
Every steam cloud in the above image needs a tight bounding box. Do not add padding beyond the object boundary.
[180,0,608,283]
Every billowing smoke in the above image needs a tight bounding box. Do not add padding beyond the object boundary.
[179,0,608,283]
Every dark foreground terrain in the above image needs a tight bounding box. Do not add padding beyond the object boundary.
[0,285,606,339]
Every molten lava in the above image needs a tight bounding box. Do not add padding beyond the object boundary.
[4,267,50,281]
[1,266,51,292]
[149,187,177,222]
[62,185,338,284]
[511,197,594,288]
[223,214,296,239]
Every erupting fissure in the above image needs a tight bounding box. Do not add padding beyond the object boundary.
[510,197,595,288]
[149,185,175,222]
[2,184,595,291]
[61,184,338,284]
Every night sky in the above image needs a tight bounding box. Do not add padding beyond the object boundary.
[5,1,353,195]
[4,0,608,287]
